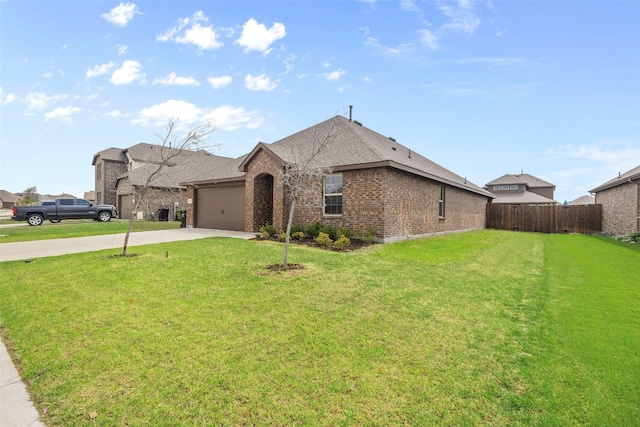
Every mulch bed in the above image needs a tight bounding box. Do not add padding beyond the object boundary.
[255,236,376,252]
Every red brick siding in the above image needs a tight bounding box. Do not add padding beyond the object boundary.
[244,150,285,232]
[289,167,487,239]
[596,181,640,234]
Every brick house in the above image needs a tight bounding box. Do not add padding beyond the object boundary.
[183,115,493,242]
[93,143,231,220]
[0,190,21,209]
[589,165,640,235]
[484,173,556,205]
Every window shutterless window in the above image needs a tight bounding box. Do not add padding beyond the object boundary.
[493,185,501,190]
[438,185,445,217]
[510,185,518,190]
[501,185,509,190]
[324,174,343,215]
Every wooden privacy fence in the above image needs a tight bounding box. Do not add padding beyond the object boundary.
[486,204,602,234]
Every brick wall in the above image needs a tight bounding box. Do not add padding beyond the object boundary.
[117,179,186,220]
[244,149,285,232]
[283,166,487,239]
[596,181,639,234]
[96,158,126,206]
[210,151,489,239]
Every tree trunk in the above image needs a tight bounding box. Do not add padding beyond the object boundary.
[122,216,134,256]
[283,197,296,267]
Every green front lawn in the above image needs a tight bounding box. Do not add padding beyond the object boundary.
[0,220,180,243]
[0,230,638,426]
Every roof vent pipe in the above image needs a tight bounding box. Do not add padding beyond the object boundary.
[349,105,353,121]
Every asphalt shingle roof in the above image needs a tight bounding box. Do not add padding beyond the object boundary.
[486,173,555,189]
[232,116,492,197]
[589,165,640,193]
[119,151,233,188]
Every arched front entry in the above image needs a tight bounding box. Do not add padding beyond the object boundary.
[253,173,274,231]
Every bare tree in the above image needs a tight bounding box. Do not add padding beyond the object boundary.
[121,119,214,256]
[280,121,339,267]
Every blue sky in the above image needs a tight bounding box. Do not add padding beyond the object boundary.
[1,0,639,203]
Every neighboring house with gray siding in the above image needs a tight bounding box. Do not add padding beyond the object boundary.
[183,115,494,242]
[589,165,640,235]
[93,143,231,220]
[484,173,556,205]
[0,190,21,209]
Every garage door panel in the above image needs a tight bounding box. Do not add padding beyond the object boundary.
[118,195,133,220]
[197,185,245,231]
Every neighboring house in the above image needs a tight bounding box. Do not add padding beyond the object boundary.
[589,165,640,235]
[93,143,231,220]
[568,195,595,205]
[0,190,21,209]
[484,173,556,205]
[83,191,96,203]
[40,193,77,202]
[183,115,494,242]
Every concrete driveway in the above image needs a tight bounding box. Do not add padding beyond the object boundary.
[0,227,256,262]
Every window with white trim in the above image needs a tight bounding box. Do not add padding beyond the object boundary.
[438,185,445,218]
[510,185,518,190]
[324,174,343,215]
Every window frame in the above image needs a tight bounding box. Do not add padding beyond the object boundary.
[438,185,446,218]
[510,184,518,190]
[323,173,343,216]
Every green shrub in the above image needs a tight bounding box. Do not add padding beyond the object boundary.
[259,223,277,238]
[335,226,352,239]
[333,234,351,250]
[290,224,303,235]
[319,225,337,239]
[292,231,305,240]
[277,230,287,241]
[315,232,333,247]
[353,228,375,243]
[304,222,321,238]
[623,231,640,244]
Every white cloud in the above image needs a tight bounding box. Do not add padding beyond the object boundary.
[207,75,233,89]
[202,105,264,131]
[104,110,129,118]
[0,87,16,105]
[439,0,481,34]
[101,2,140,27]
[563,140,640,166]
[235,18,286,54]
[282,53,297,75]
[365,36,414,56]
[418,29,439,50]
[157,11,223,51]
[44,106,82,123]
[110,60,145,85]
[324,69,346,82]
[152,72,200,86]
[131,99,263,131]
[244,74,278,91]
[459,57,529,67]
[400,0,420,13]
[86,62,116,79]
[21,92,69,112]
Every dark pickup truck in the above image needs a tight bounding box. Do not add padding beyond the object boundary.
[12,198,118,226]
